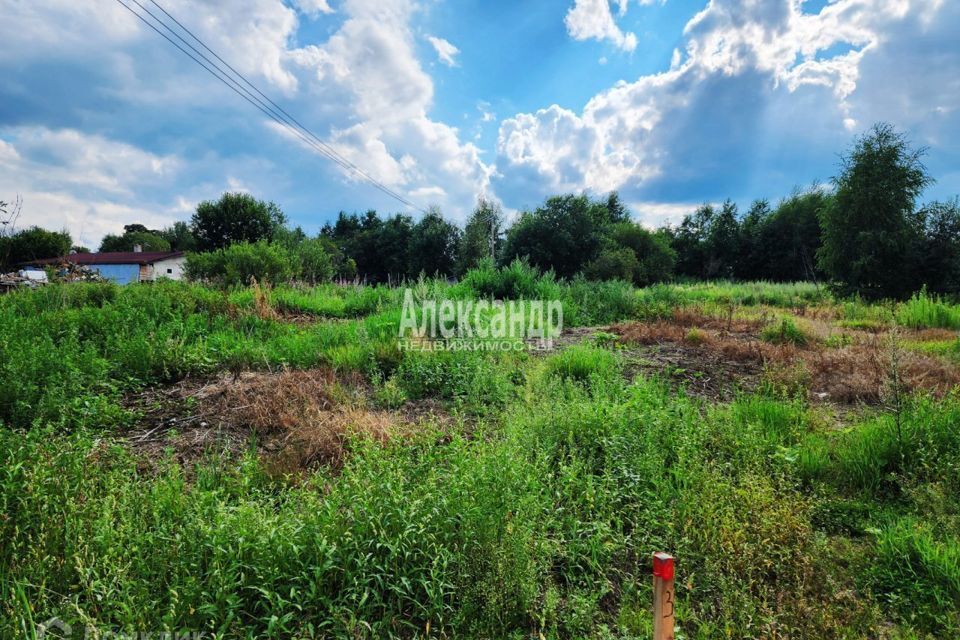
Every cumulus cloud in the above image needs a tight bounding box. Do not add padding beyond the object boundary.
[0,0,494,236]
[286,0,491,217]
[500,0,952,214]
[427,36,460,67]
[565,0,638,52]
[293,0,335,17]
[0,127,184,246]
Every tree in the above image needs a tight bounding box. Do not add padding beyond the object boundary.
[160,221,197,252]
[608,223,676,285]
[99,230,170,253]
[1,226,72,269]
[191,192,287,251]
[374,215,415,282]
[704,200,741,279]
[602,191,632,225]
[501,194,606,279]
[916,199,960,294]
[763,190,828,282]
[409,208,461,277]
[669,204,714,278]
[737,199,773,280]
[817,123,932,299]
[458,198,504,274]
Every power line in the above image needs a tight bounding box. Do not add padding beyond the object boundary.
[111,0,424,212]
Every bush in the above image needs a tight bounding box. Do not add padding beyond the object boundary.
[583,247,638,283]
[185,241,296,287]
[460,258,554,300]
[295,238,334,284]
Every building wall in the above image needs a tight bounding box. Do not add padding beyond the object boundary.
[92,264,141,284]
[151,257,186,281]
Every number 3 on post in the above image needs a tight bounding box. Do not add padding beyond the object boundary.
[653,552,675,640]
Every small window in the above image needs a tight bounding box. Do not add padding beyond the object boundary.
[167,268,173,274]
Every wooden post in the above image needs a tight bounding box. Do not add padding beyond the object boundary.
[652,552,675,640]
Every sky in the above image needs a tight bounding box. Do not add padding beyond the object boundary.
[0,0,957,248]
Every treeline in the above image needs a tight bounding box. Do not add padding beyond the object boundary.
[4,123,958,300]
[665,124,960,299]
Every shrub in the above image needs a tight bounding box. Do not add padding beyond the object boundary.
[583,247,638,283]
[185,241,295,287]
[460,258,548,300]
[295,238,334,284]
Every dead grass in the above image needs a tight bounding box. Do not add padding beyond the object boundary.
[124,369,440,476]
[611,314,960,405]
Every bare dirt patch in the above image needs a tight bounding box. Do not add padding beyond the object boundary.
[124,369,448,476]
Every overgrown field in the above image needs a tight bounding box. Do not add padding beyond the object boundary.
[3,270,960,638]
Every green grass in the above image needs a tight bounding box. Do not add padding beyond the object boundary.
[896,289,960,330]
[873,518,960,632]
[760,317,810,346]
[640,280,829,308]
[544,345,619,384]
[3,279,960,637]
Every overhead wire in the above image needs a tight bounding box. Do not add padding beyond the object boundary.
[111,0,424,212]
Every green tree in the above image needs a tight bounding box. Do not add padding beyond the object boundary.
[501,194,606,279]
[603,192,632,224]
[99,230,170,253]
[669,204,714,278]
[191,193,287,252]
[817,123,932,299]
[375,215,415,282]
[704,200,741,279]
[410,208,461,277]
[1,226,72,269]
[458,198,504,274]
[916,199,960,294]
[296,237,334,284]
[608,223,676,285]
[160,221,197,252]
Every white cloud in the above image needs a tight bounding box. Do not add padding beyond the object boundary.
[0,0,493,225]
[293,0,335,17]
[0,128,185,246]
[502,0,948,198]
[0,0,302,93]
[3,127,180,197]
[478,102,497,123]
[565,0,638,52]
[427,36,461,67]
[285,0,492,219]
[628,200,701,228]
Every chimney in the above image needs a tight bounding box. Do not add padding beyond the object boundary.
[133,244,143,253]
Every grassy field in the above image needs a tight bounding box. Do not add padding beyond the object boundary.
[3,269,960,638]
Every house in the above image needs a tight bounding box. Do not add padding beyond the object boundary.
[23,247,187,284]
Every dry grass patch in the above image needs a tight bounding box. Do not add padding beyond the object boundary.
[611,318,960,405]
[125,369,433,475]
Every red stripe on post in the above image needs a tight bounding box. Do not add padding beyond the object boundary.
[653,552,674,580]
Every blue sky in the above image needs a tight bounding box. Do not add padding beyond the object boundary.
[0,0,957,247]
